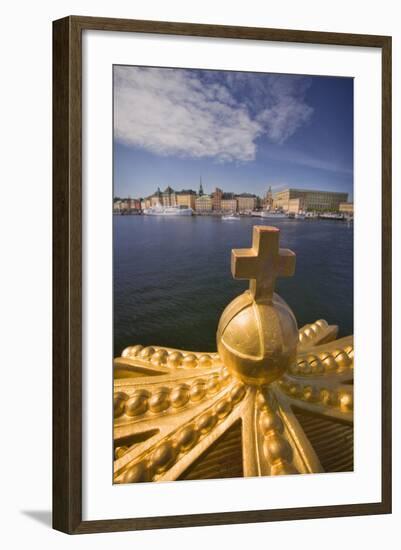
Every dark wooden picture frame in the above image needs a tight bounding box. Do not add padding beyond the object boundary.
[53,15,392,534]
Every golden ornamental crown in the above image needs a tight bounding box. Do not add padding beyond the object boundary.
[113,226,353,483]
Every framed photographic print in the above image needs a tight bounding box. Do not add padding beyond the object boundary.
[53,16,392,534]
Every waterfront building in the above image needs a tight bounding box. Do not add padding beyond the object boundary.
[273,188,348,212]
[127,198,141,211]
[143,197,152,209]
[149,187,162,207]
[113,200,122,213]
[263,186,274,210]
[176,189,196,209]
[237,193,257,212]
[161,186,177,207]
[221,198,238,212]
[114,198,142,213]
[146,186,200,209]
[211,187,223,211]
[339,202,354,216]
[288,197,306,215]
[195,194,213,212]
[147,186,176,207]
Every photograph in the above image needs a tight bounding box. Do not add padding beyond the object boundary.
[0,0,395,542]
[112,65,355,484]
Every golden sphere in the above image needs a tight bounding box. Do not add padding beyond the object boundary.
[151,443,176,474]
[339,391,353,411]
[206,375,220,394]
[335,351,351,369]
[217,291,298,386]
[263,434,293,464]
[113,392,127,417]
[190,381,206,401]
[122,461,151,483]
[140,346,155,360]
[215,399,232,418]
[197,412,217,434]
[148,388,170,413]
[183,354,198,368]
[122,344,143,358]
[199,354,213,367]
[323,355,337,372]
[151,349,168,365]
[170,385,189,408]
[125,390,149,417]
[175,425,198,451]
[167,351,183,368]
[303,385,319,402]
[259,411,284,435]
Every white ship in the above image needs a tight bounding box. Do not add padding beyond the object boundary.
[304,212,318,219]
[143,205,193,216]
[221,213,240,221]
[319,212,345,220]
[260,210,287,219]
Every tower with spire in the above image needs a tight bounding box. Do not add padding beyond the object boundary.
[199,176,204,197]
[265,185,273,210]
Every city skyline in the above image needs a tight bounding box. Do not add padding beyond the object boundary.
[113,182,348,202]
[114,66,353,200]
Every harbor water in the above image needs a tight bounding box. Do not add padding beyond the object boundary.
[113,215,353,357]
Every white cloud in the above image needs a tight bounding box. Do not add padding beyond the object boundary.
[257,98,313,145]
[114,67,313,162]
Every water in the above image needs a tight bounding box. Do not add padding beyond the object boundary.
[113,216,353,357]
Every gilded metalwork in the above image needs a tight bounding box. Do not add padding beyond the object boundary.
[218,226,298,385]
[114,226,353,483]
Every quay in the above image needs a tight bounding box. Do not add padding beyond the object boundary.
[114,185,353,221]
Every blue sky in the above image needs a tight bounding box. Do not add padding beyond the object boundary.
[113,66,353,200]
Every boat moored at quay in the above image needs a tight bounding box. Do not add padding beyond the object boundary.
[260,211,288,219]
[140,205,350,221]
[318,212,346,220]
[143,205,193,216]
[251,210,288,219]
[221,213,240,221]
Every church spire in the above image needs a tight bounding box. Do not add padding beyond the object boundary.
[199,176,204,196]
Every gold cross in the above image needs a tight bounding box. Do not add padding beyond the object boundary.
[231,226,296,301]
